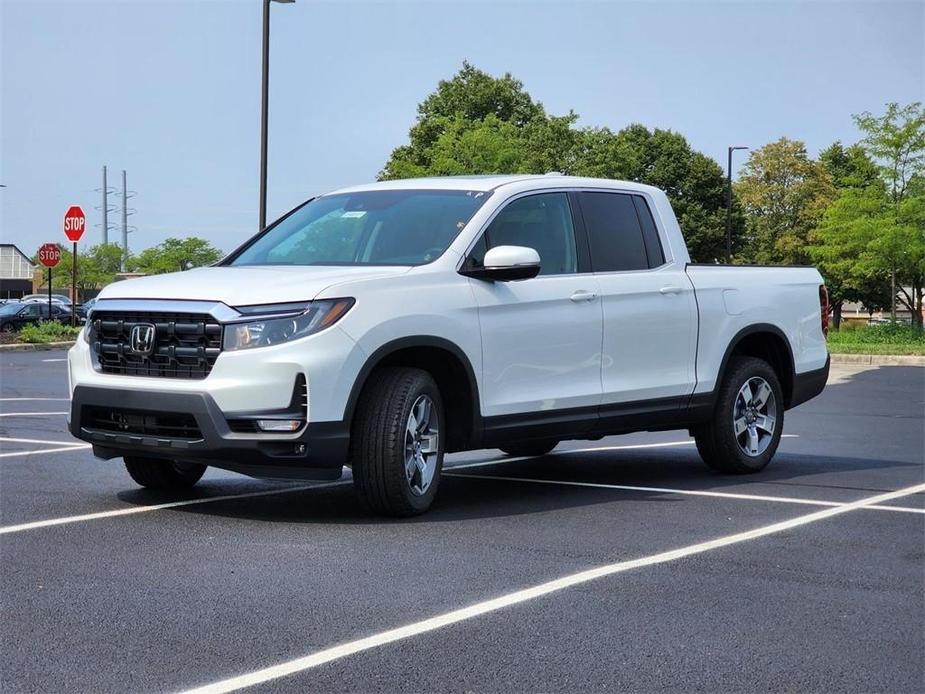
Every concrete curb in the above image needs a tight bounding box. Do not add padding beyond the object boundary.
[0,341,75,353]
[830,353,925,366]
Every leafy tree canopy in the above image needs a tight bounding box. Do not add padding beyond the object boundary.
[819,141,880,190]
[380,63,739,262]
[127,237,223,275]
[735,137,835,265]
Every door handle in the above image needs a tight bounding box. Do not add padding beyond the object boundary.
[659,285,683,295]
[570,290,598,302]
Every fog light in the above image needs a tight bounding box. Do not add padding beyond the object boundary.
[256,419,303,432]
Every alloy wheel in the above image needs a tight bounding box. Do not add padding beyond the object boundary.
[733,376,777,457]
[404,394,439,496]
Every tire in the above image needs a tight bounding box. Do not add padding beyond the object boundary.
[124,456,206,490]
[1,322,15,334]
[694,356,784,474]
[351,367,445,517]
[499,440,560,457]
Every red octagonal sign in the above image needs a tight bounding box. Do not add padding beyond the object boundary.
[63,205,86,242]
[38,243,61,268]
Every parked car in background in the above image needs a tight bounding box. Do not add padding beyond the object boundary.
[81,297,99,317]
[21,293,72,305]
[0,301,82,332]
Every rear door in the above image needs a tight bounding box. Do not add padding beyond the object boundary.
[465,191,603,421]
[576,191,697,406]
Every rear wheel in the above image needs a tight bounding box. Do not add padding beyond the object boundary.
[352,367,445,517]
[499,440,560,457]
[694,356,784,474]
[124,457,206,490]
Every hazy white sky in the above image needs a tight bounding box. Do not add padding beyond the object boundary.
[1,0,922,256]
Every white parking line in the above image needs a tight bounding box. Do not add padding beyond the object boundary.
[0,397,70,402]
[0,445,90,459]
[0,437,800,535]
[445,472,925,515]
[0,411,68,417]
[179,481,925,694]
[41,358,67,362]
[0,457,518,535]
[0,436,81,445]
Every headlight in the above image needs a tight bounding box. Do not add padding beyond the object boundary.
[223,298,355,351]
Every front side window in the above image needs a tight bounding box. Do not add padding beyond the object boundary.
[468,193,578,276]
[229,189,491,267]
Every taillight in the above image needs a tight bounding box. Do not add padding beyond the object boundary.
[819,284,829,337]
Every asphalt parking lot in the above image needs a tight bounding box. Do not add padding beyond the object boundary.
[1,349,923,693]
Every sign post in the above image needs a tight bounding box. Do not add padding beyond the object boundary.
[63,206,86,326]
[37,243,61,322]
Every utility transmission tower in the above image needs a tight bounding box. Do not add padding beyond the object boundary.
[119,170,137,271]
[94,165,118,244]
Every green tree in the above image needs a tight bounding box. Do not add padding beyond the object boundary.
[814,142,886,326]
[853,102,925,325]
[380,63,739,262]
[813,184,924,329]
[735,138,835,265]
[855,102,925,203]
[128,237,223,274]
[819,141,880,190]
[572,124,739,262]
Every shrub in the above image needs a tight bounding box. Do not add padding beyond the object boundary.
[17,321,82,343]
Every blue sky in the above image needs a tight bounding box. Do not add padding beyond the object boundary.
[1,0,922,256]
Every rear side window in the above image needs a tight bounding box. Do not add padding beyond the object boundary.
[578,192,649,272]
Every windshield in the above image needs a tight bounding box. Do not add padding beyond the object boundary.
[228,189,491,267]
[0,303,23,315]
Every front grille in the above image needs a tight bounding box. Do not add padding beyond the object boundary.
[84,406,203,440]
[90,311,223,379]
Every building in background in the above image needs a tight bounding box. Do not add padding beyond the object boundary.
[0,244,35,299]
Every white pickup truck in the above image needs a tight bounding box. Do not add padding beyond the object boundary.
[68,175,830,516]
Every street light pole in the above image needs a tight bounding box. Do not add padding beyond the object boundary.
[726,145,748,264]
[259,0,295,231]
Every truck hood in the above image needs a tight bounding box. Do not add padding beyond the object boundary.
[97,265,411,307]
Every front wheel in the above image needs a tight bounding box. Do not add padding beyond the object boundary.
[352,367,445,517]
[694,356,784,474]
[1,322,15,334]
[124,457,206,490]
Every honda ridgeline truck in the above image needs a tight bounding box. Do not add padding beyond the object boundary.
[68,175,830,516]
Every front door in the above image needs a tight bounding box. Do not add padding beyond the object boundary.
[465,192,603,425]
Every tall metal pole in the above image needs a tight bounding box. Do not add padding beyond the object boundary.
[121,170,129,271]
[725,148,733,264]
[101,166,109,245]
[258,0,270,231]
[725,146,748,264]
[71,242,77,326]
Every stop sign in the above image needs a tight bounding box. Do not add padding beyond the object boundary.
[38,243,61,268]
[63,205,86,242]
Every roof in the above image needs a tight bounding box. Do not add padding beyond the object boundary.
[326,174,662,196]
[0,244,36,266]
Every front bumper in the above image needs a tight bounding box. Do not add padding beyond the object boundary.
[69,385,348,480]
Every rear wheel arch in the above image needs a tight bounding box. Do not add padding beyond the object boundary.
[716,324,795,408]
[344,337,481,453]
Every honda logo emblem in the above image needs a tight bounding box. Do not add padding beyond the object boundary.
[129,323,156,355]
